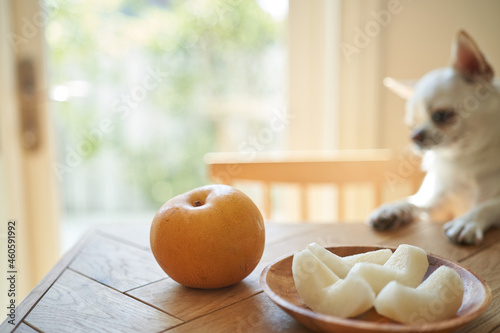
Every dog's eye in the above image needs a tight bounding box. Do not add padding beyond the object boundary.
[431,109,456,124]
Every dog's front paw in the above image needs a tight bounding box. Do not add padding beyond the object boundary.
[443,218,484,245]
[367,202,416,231]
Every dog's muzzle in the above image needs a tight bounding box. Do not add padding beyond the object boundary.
[411,128,427,147]
[410,128,442,149]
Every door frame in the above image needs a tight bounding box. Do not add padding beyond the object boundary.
[0,0,60,304]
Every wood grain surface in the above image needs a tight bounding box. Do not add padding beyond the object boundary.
[69,234,166,292]
[2,222,499,333]
[11,323,38,333]
[25,270,182,333]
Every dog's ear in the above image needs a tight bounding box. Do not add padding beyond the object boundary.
[383,77,416,100]
[452,30,494,82]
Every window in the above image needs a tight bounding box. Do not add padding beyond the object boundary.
[44,0,288,251]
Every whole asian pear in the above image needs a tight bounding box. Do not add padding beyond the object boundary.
[150,184,265,289]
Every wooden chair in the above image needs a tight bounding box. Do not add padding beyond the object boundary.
[204,149,424,221]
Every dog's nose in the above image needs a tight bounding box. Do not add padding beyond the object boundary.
[411,129,427,144]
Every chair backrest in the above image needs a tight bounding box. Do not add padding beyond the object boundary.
[204,149,424,221]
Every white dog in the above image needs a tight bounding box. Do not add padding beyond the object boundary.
[368,30,500,245]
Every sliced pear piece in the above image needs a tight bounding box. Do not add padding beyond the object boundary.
[374,265,464,323]
[292,249,375,318]
[306,243,351,278]
[306,243,392,279]
[348,244,429,294]
[343,248,392,266]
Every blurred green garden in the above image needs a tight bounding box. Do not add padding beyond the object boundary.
[45,0,287,227]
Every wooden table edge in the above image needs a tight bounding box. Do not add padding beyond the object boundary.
[0,227,98,332]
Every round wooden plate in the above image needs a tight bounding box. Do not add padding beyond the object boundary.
[259,245,492,333]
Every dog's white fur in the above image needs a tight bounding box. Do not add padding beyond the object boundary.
[368,30,500,245]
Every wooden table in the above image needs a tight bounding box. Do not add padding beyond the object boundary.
[2,222,500,333]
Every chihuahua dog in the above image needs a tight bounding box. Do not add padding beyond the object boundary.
[367,30,500,245]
